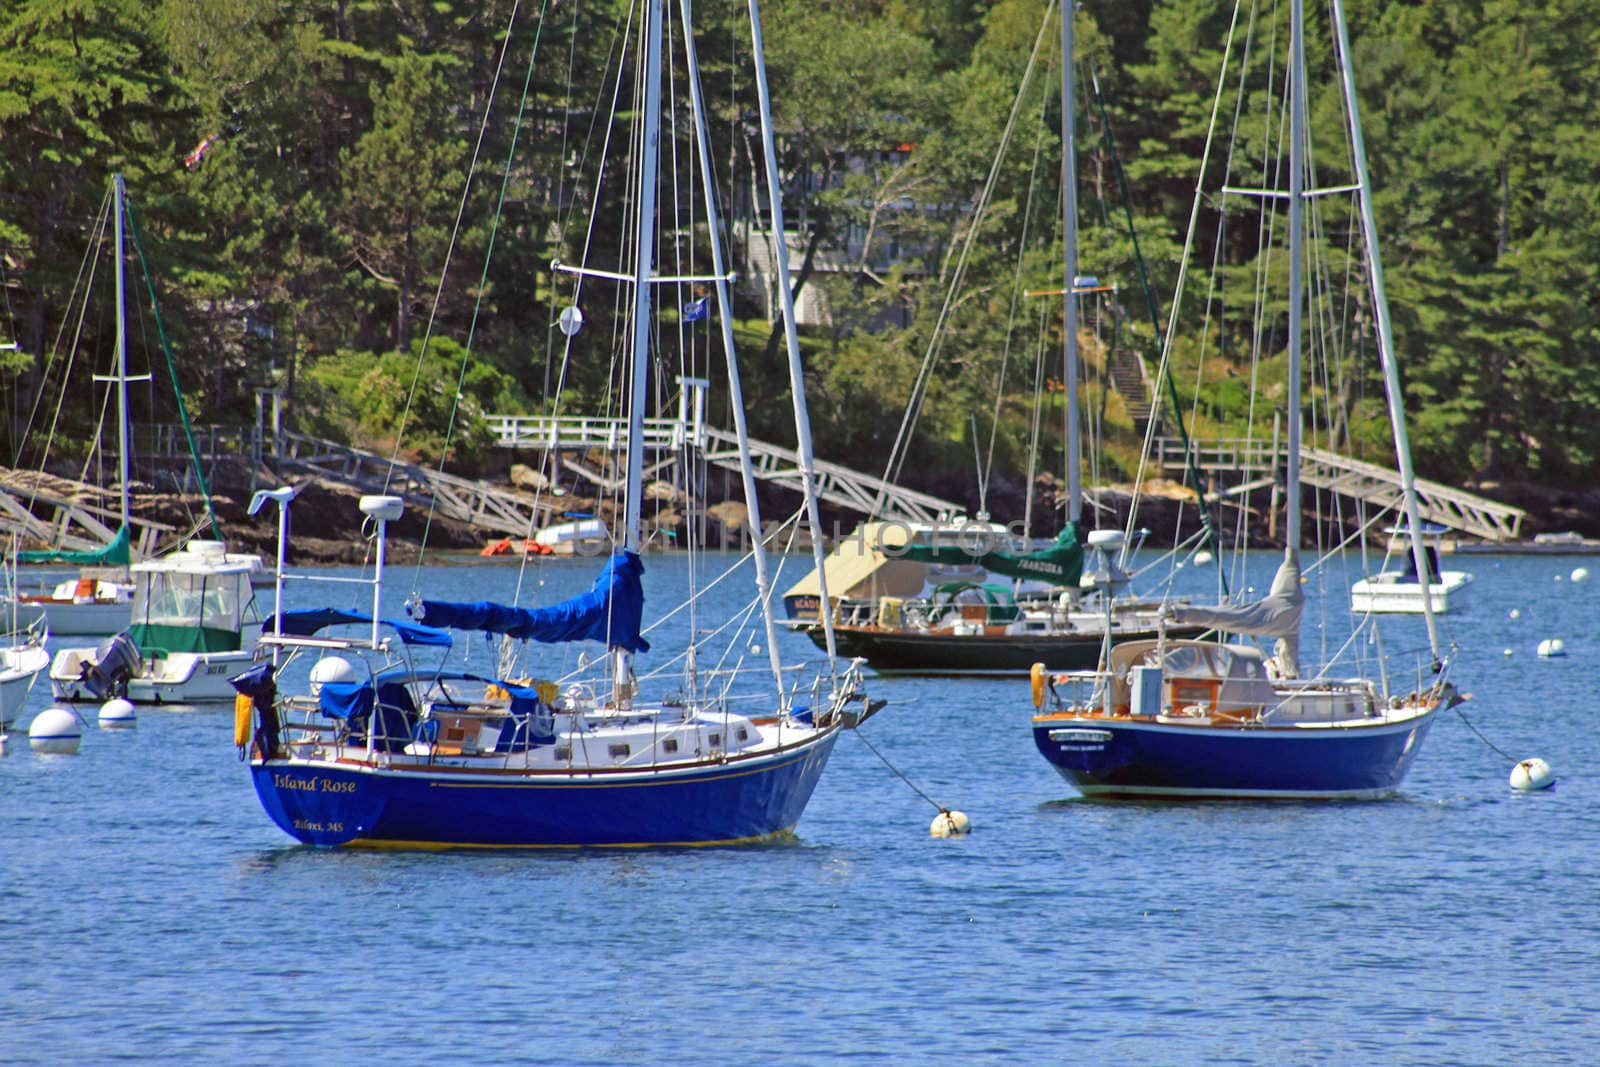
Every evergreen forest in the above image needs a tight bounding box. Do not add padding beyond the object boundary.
[2,0,1597,513]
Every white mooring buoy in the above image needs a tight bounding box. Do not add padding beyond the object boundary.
[1194,550,1214,566]
[930,810,972,837]
[1509,608,1521,619]
[99,698,137,729]
[29,707,82,755]
[1537,638,1567,658]
[1510,758,1555,792]
[1571,567,1590,584]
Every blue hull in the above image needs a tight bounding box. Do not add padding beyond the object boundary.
[1032,713,1436,799]
[250,731,839,848]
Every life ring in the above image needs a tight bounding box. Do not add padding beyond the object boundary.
[1030,662,1047,708]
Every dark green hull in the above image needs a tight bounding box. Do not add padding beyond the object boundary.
[802,622,1210,676]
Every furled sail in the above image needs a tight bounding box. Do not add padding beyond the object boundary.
[272,608,452,647]
[1168,550,1304,674]
[412,550,650,653]
[17,525,132,566]
[898,524,1083,587]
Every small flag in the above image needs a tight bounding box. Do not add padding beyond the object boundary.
[682,296,710,323]
[184,134,220,170]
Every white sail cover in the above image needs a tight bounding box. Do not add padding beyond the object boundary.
[1169,551,1305,674]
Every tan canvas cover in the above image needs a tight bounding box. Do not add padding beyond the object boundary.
[782,522,932,606]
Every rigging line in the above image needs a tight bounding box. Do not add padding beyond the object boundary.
[389,0,534,521]
[123,195,221,543]
[1130,0,1247,591]
[986,70,1053,523]
[1219,2,1276,601]
[546,0,585,401]
[518,1,635,617]
[875,0,1058,506]
[17,190,110,478]
[405,0,550,589]
[1023,304,1048,540]
[1087,58,1230,586]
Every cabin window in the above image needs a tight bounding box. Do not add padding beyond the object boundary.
[709,733,722,747]
[609,743,631,759]
[1162,647,1203,673]
[736,727,749,742]
[555,746,571,761]
[661,738,678,754]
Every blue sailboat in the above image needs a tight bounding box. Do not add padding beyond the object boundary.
[235,536,849,846]
[1029,0,1462,799]
[234,0,873,847]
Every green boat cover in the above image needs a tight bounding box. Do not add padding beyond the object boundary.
[128,622,242,654]
[899,523,1083,587]
[17,525,131,567]
[931,581,1022,623]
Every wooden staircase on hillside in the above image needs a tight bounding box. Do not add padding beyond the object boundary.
[1107,350,1155,437]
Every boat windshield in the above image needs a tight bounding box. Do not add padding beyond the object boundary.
[134,571,254,630]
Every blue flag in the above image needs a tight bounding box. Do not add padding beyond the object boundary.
[682,296,710,323]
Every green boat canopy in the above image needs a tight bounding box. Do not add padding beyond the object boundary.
[931,581,1021,623]
[899,523,1083,587]
[17,525,131,567]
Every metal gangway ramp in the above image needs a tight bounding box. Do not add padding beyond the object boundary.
[487,414,966,526]
[274,430,559,537]
[1150,436,1525,542]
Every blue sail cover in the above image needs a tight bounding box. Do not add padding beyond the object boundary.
[414,550,650,653]
[272,608,453,647]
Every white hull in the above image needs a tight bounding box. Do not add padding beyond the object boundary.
[1350,570,1472,614]
[49,648,256,704]
[0,642,50,728]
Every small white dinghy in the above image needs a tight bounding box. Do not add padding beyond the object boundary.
[1351,525,1473,615]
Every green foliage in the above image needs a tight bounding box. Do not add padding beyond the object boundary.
[300,336,526,464]
[2,0,1600,498]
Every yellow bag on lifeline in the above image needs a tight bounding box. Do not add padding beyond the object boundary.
[234,693,254,747]
[484,678,560,705]
[877,597,904,629]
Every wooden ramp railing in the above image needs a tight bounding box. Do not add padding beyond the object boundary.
[487,414,969,526]
[1150,436,1525,542]
[0,468,175,559]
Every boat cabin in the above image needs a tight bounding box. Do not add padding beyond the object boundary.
[128,541,264,653]
[1106,639,1278,718]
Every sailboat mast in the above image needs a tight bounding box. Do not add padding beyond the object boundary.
[1061,0,1082,527]
[747,0,839,677]
[1329,0,1443,658]
[1284,0,1305,559]
[112,174,131,535]
[678,0,787,696]
[623,0,667,554]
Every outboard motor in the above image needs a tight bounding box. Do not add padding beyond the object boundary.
[77,631,142,700]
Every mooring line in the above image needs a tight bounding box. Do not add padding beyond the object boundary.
[850,728,949,815]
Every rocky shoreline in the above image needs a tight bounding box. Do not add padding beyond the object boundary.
[32,457,1597,567]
